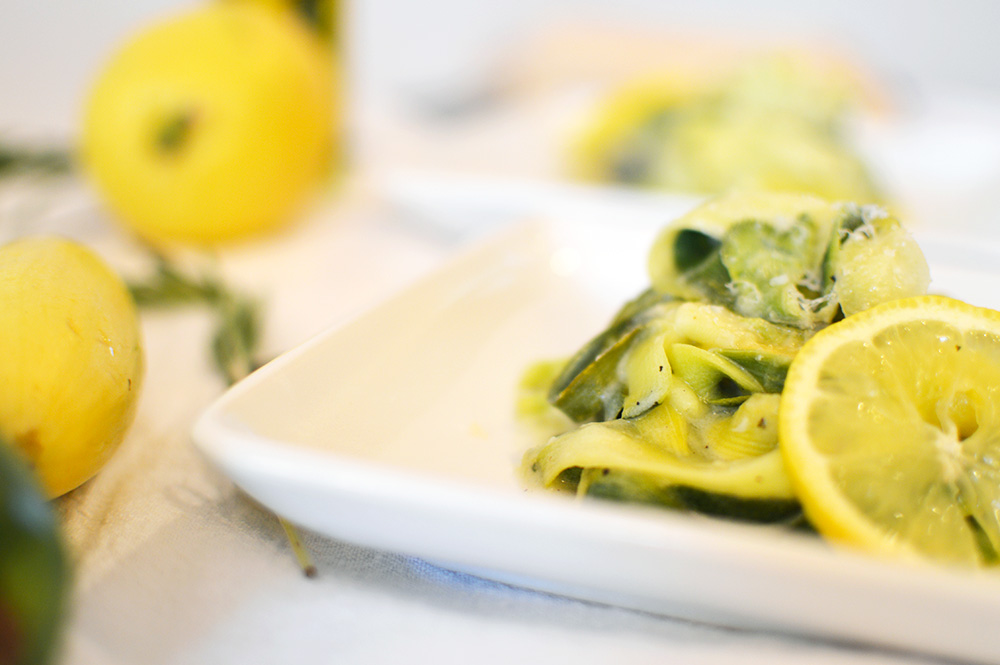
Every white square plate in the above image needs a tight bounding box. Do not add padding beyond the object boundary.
[194,209,1000,664]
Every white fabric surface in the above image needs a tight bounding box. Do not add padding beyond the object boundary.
[3,175,945,665]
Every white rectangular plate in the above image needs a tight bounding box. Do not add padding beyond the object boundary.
[194,210,1000,664]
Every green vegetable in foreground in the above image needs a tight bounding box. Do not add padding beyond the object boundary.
[0,442,69,665]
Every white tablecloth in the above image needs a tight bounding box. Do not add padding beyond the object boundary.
[4,173,942,665]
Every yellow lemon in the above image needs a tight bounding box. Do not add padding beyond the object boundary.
[81,3,335,245]
[780,295,1000,566]
[0,237,144,497]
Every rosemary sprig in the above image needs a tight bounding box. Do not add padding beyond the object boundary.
[128,257,263,386]
[280,516,319,578]
[129,255,318,576]
[211,294,261,386]
[0,144,73,177]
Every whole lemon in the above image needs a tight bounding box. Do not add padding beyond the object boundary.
[0,237,144,498]
[81,4,335,245]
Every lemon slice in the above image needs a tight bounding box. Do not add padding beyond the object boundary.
[780,295,1000,566]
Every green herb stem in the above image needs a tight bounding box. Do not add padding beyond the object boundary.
[129,254,318,577]
[0,143,73,177]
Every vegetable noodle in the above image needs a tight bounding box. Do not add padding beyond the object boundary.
[519,191,930,524]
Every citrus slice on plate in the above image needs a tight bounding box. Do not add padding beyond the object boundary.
[779,295,1000,566]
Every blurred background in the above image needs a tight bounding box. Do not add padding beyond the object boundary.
[6,1,1000,141]
[0,0,1000,241]
[3,1,1000,235]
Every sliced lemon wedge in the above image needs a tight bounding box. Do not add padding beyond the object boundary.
[780,295,1000,566]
